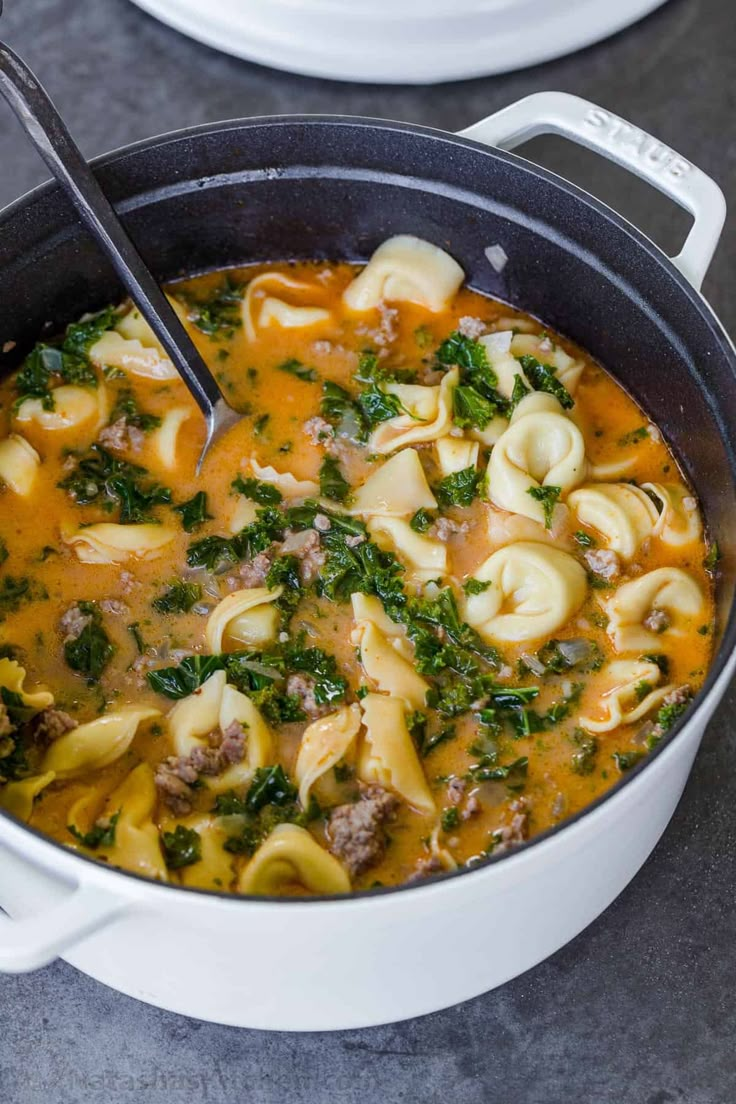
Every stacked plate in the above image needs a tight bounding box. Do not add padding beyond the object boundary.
[129,0,669,84]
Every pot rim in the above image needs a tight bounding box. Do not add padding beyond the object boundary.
[0,112,733,907]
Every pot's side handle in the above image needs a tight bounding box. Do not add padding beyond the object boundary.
[0,883,128,972]
[458,91,726,292]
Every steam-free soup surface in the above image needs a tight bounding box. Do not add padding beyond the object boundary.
[0,236,715,895]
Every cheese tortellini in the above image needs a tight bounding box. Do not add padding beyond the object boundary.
[367,516,447,586]
[644,483,703,547]
[343,235,464,313]
[249,457,320,499]
[353,620,430,709]
[294,703,362,807]
[243,273,330,342]
[15,384,107,437]
[579,660,672,734]
[238,823,351,895]
[358,694,435,815]
[464,542,587,644]
[349,448,437,518]
[91,764,168,881]
[567,483,660,561]
[0,434,41,496]
[42,706,160,780]
[487,394,587,524]
[89,304,183,380]
[62,522,177,563]
[369,368,458,453]
[605,568,706,653]
[205,587,283,652]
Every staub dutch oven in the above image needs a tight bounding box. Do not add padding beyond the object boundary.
[0,93,733,1030]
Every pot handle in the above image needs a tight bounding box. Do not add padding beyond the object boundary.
[0,882,128,972]
[458,91,726,291]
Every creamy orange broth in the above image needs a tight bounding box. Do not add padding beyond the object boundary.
[0,254,715,895]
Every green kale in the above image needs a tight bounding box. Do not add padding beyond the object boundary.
[570,729,598,775]
[265,555,302,617]
[108,388,161,432]
[319,455,350,503]
[409,508,434,533]
[231,475,283,506]
[463,578,491,596]
[282,642,347,706]
[320,381,367,443]
[278,358,318,382]
[356,383,404,429]
[173,491,213,533]
[245,765,298,813]
[642,653,670,677]
[469,755,528,791]
[147,654,227,698]
[68,810,120,850]
[14,307,116,408]
[618,426,649,447]
[613,750,645,772]
[161,824,202,869]
[517,355,574,409]
[436,467,483,509]
[441,806,460,832]
[436,331,500,402]
[152,580,202,614]
[453,384,496,430]
[127,622,146,655]
[574,530,596,548]
[59,445,171,523]
[186,507,284,570]
[527,484,561,528]
[179,277,242,338]
[285,500,365,537]
[63,601,115,683]
[354,349,414,385]
[0,576,48,620]
[0,576,48,621]
[509,373,530,411]
[0,538,7,566]
[704,542,720,573]
[655,691,693,732]
[319,527,405,608]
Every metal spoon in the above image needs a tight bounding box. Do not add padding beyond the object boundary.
[0,16,240,471]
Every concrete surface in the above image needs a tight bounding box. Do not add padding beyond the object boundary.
[0,0,734,1100]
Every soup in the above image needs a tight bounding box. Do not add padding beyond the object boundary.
[0,236,716,895]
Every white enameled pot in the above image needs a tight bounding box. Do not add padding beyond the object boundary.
[0,93,732,1030]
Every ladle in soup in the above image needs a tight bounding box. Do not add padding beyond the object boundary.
[0,23,240,469]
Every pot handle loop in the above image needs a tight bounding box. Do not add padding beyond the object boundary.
[0,883,127,972]
[458,91,726,291]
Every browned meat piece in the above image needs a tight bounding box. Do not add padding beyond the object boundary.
[662,684,692,707]
[288,529,326,585]
[59,604,92,643]
[119,570,136,595]
[462,794,482,821]
[446,777,466,806]
[327,784,399,876]
[98,417,144,453]
[491,799,529,856]
[313,513,332,533]
[238,549,276,587]
[431,517,470,543]
[154,760,196,816]
[30,708,78,743]
[644,608,671,633]
[286,674,330,719]
[155,724,248,812]
[99,598,129,617]
[303,416,334,445]
[584,549,621,581]
[458,316,486,339]
[220,720,247,764]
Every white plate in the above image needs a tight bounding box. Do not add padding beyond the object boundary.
[128,0,670,84]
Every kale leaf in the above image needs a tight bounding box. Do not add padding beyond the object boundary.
[173,491,213,533]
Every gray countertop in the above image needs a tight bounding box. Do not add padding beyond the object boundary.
[0,1,734,1100]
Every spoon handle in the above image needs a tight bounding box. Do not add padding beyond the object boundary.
[0,40,225,423]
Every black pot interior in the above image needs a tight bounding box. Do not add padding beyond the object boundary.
[1,116,734,677]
